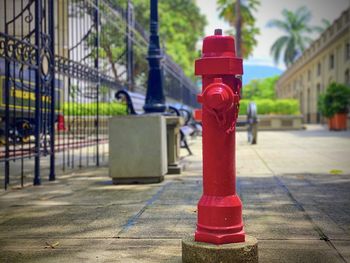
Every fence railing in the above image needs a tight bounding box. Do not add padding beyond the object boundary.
[0,0,199,189]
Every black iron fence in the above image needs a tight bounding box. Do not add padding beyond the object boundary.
[0,0,199,189]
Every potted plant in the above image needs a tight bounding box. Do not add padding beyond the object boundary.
[318,82,350,130]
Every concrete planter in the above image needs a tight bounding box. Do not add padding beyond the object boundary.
[328,113,348,131]
[109,114,167,184]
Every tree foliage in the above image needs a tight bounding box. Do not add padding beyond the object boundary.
[313,18,331,34]
[127,0,206,78]
[82,0,205,87]
[242,75,279,100]
[267,6,314,67]
[63,102,127,116]
[217,0,260,58]
[318,82,350,118]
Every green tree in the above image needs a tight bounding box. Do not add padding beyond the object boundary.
[243,76,279,100]
[128,0,206,78]
[313,18,331,34]
[217,0,260,58]
[267,6,314,67]
[81,0,206,87]
[73,1,139,84]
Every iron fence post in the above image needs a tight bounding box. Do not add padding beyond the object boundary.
[49,0,55,181]
[95,0,100,166]
[34,0,42,185]
[4,21,10,189]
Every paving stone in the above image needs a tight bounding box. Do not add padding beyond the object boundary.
[331,241,350,262]
[0,238,182,263]
[1,128,350,262]
[258,240,345,263]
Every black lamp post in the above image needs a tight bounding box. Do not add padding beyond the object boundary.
[143,0,166,113]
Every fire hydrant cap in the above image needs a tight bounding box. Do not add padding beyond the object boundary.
[195,29,243,76]
[202,29,236,58]
[202,79,234,111]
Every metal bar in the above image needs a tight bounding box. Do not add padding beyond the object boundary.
[49,0,56,181]
[95,0,100,166]
[34,0,42,186]
[4,0,10,190]
[20,0,25,188]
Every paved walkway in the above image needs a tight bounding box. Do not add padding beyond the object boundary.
[0,125,349,262]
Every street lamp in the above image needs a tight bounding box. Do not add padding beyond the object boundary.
[143,0,166,113]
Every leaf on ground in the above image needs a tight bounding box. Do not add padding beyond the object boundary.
[329,169,343,175]
[44,241,59,249]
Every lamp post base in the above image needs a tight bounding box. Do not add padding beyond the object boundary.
[143,103,167,113]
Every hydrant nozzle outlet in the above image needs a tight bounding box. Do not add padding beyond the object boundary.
[201,78,235,112]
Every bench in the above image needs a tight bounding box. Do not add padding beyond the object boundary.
[115,89,195,155]
[174,108,202,155]
[236,102,258,144]
[115,89,145,115]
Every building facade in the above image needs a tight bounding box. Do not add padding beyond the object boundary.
[276,8,350,123]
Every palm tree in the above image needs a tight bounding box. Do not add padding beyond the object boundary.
[314,18,331,34]
[268,6,314,67]
[217,0,260,58]
[235,0,242,57]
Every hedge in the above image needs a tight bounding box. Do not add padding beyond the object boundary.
[63,102,127,116]
[62,99,299,116]
[239,99,300,115]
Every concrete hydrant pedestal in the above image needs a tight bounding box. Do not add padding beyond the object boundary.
[165,116,183,174]
[182,29,258,263]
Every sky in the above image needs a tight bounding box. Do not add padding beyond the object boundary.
[196,0,350,70]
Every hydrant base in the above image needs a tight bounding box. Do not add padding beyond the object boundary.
[195,228,245,244]
[182,234,258,263]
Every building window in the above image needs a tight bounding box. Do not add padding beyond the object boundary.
[317,84,321,123]
[345,69,350,85]
[308,70,311,81]
[346,42,350,61]
[317,84,321,97]
[317,63,321,76]
[329,54,334,69]
[330,54,335,69]
[329,77,333,85]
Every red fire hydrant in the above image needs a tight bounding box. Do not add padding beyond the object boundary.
[57,113,66,131]
[194,29,244,244]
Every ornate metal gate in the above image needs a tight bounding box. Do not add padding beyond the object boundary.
[0,0,114,189]
[0,0,56,189]
[0,0,200,190]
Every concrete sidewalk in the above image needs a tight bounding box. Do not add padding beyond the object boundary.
[0,126,349,262]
